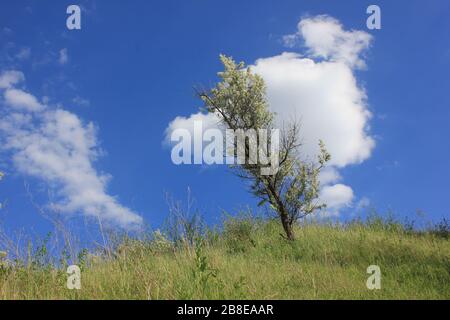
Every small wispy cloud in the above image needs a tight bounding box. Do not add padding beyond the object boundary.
[356,197,371,210]
[15,47,31,60]
[72,96,90,107]
[58,48,68,65]
[1,27,12,36]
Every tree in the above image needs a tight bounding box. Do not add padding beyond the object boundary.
[198,55,330,240]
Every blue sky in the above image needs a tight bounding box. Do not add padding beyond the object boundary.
[0,0,449,237]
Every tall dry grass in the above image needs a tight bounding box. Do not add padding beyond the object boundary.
[0,213,449,299]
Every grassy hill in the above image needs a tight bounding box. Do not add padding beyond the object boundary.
[0,215,449,299]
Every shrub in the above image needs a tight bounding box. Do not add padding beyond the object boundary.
[222,212,258,253]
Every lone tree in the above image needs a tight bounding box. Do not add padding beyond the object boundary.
[198,55,330,240]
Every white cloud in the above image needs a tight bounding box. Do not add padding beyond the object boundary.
[319,167,342,186]
[283,15,372,69]
[0,70,25,89]
[165,15,375,215]
[251,52,374,167]
[4,88,45,112]
[0,70,142,228]
[165,112,221,145]
[59,48,68,65]
[319,184,354,215]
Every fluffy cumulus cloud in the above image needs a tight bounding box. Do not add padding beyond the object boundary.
[251,52,374,167]
[0,70,142,228]
[165,15,375,215]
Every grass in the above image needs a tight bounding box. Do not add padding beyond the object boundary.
[0,214,449,299]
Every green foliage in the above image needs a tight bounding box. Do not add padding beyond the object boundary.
[190,238,218,297]
[77,248,89,271]
[31,232,52,269]
[222,212,257,253]
[0,250,11,281]
[201,55,273,131]
[431,218,450,239]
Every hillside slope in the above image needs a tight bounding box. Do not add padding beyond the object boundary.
[1,217,449,299]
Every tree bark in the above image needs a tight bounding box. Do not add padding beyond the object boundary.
[280,213,295,241]
[263,177,296,241]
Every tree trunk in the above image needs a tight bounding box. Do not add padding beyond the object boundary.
[280,213,295,241]
[264,178,295,240]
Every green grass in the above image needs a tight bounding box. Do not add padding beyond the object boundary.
[0,216,449,299]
